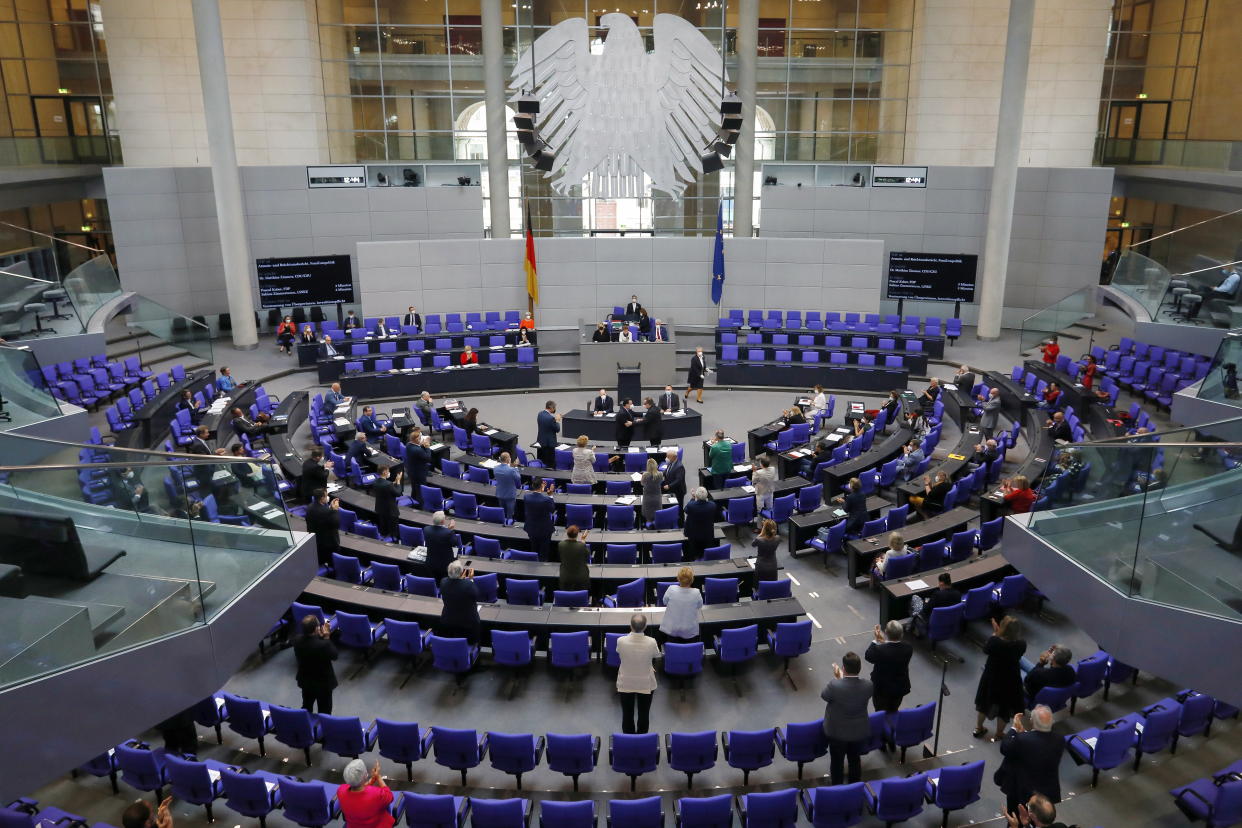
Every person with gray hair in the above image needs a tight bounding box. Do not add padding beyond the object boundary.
[865,620,914,722]
[615,613,659,734]
[424,509,456,583]
[1021,643,1076,706]
[995,704,1064,815]
[435,559,480,644]
[337,758,394,827]
[683,485,717,561]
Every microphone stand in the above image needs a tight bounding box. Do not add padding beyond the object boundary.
[924,647,963,759]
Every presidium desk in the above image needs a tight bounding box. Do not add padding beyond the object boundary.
[578,321,677,388]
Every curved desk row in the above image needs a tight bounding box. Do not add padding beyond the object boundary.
[718,344,928,376]
[715,360,908,392]
[297,330,536,367]
[717,330,945,360]
[303,576,805,646]
[896,394,982,500]
[561,408,703,443]
[117,370,215,448]
[844,506,978,589]
[318,346,538,383]
[340,364,539,399]
[879,551,1014,624]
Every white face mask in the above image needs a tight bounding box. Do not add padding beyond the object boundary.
[123,471,134,479]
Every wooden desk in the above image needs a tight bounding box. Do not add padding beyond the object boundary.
[844,506,976,588]
[879,552,1014,623]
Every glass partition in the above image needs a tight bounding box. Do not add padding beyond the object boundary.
[0,433,296,690]
[1196,331,1242,410]
[1097,138,1242,173]
[1029,422,1242,623]
[122,294,214,366]
[61,254,123,330]
[1109,250,1172,321]
[1018,287,1097,354]
[0,344,63,430]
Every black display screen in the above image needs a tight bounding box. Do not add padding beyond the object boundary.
[886,252,978,303]
[256,255,355,309]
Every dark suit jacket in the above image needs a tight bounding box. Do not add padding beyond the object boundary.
[922,586,963,618]
[320,342,341,359]
[843,490,868,534]
[644,406,663,444]
[343,315,361,329]
[664,459,686,503]
[625,302,642,316]
[590,395,615,413]
[185,438,214,489]
[558,540,591,591]
[358,414,385,440]
[294,634,339,690]
[1047,421,1073,442]
[537,410,559,448]
[615,408,634,444]
[822,676,874,742]
[305,501,340,562]
[1024,662,1077,701]
[345,440,370,469]
[688,355,707,386]
[658,391,681,412]
[424,524,456,580]
[300,458,330,499]
[372,477,400,524]
[865,640,914,700]
[404,313,422,328]
[438,577,480,635]
[405,442,430,489]
[684,498,717,543]
[955,372,976,394]
[996,728,1064,803]
[524,492,556,541]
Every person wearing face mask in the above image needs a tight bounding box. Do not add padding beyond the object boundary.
[686,346,710,405]
[625,295,642,319]
[590,388,615,415]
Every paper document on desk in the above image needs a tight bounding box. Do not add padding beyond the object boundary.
[742,485,756,494]
[614,495,638,506]
[671,411,686,417]
[481,459,499,468]
[484,428,499,436]
[408,546,427,562]
[631,473,643,482]
[905,579,930,590]
[251,501,271,510]
[943,383,958,391]
[733,464,750,472]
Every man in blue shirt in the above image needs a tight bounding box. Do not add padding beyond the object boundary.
[216,366,236,394]
[493,452,523,520]
[536,400,560,468]
[323,382,346,413]
[319,336,340,359]
[357,405,387,442]
[1208,268,1241,301]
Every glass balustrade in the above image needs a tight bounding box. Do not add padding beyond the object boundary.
[1196,331,1242,410]
[122,294,214,365]
[0,344,63,431]
[1109,250,1174,321]
[0,433,296,690]
[1018,287,1098,354]
[1097,138,1242,172]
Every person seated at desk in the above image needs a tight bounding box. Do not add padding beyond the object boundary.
[1042,449,1082,486]
[178,388,203,424]
[345,432,373,469]
[591,322,610,343]
[462,407,479,436]
[1044,411,1072,443]
[320,336,341,359]
[906,409,932,439]
[357,405,388,442]
[459,344,479,366]
[230,443,266,489]
[590,388,615,414]
[216,366,236,395]
[213,482,246,517]
[658,385,680,413]
[231,406,268,444]
[800,440,830,481]
[517,329,533,347]
[910,470,951,518]
[637,309,653,341]
[403,306,422,329]
[970,438,999,468]
[831,477,868,536]
[912,572,962,637]
[343,310,361,330]
[414,390,434,422]
[112,467,153,514]
[1038,382,1062,411]
[784,405,807,426]
[896,439,924,481]
[810,384,828,422]
[921,377,941,414]
[869,531,911,586]
[299,325,317,345]
[374,317,390,338]
[1207,267,1241,301]
[1021,644,1076,705]
[324,382,346,413]
[867,389,901,428]
[651,318,669,343]
[1000,475,1037,514]
[519,311,536,330]
[618,327,634,343]
[276,315,296,354]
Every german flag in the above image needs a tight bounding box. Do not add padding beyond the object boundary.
[524,205,539,305]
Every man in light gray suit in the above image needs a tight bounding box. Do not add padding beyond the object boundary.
[979,387,1002,439]
[821,651,874,785]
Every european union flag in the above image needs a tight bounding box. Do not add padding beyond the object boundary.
[711,202,725,305]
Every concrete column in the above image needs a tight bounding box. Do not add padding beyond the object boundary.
[191,0,258,349]
[732,0,758,238]
[976,0,1035,340]
[482,0,511,238]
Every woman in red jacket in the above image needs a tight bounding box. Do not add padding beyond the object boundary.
[337,759,394,828]
[1079,355,1098,389]
[459,344,479,365]
[1001,475,1037,514]
[275,316,297,355]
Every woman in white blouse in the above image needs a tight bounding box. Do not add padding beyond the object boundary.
[870,531,911,586]
[661,566,704,643]
[810,384,828,427]
[616,613,660,734]
[618,327,634,343]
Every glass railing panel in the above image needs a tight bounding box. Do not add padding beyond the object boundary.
[0,265,82,338]
[0,135,120,167]
[0,433,296,689]
[123,294,213,365]
[1097,138,1242,172]
[1196,330,1242,410]
[1108,250,1171,320]
[1019,287,1097,353]
[61,254,122,330]
[0,343,63,430]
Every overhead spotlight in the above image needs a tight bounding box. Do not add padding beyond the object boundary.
[701,151,724,174]
[717,126,740,145]
[722,113,742,132]
[514,94,541,114]
[513,113,535,131]
[711,139,733,158]
[533,149,556,171]
[517,128,537,147]
[720,92,741,115]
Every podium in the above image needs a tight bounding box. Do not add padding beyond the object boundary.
[617,365,642,405]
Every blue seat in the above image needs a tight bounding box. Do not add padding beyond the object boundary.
[674,794,733,828]
[545,733,600,791]
[1065,719,1137,786]
[652,543,682,564]
[756,579,792,600]
[320,713,377,760]
[433,727,487,785]
[663,642,705,689]
[715,624,758,672]
[603,577,646,608]
[766,620,813,687]
[608,796,663,828]
[799,783,867,828]
[269,704,323,765]
[722,728,776,785]
[923,761,985,827]
[776,719,828,780]
[738,788,798,828]
[926,602,965,651]
[506,578,544,606]
[164,754,233,822]
[487,732,545,790]
[1117,702,1181,771]
[864,773,928,824]
[606,504,635,530]
[375,718,433,781]
[609,733,660,791]
[539,800,595,828]
[605,543,638,564]
[760,493,796,524]
[429,635,480,688]
[887,702,936,763]
[665,730,718,787]
[336,611,386,659]
[385,619,429,686]
[220,692,274,755]
[1170,773,1242,828]
[796,484,823,513]
[550,631,591,675]
[220,767,285,826]
[552,589,590,607]
[278,778,340,827]
[705,576,739,604]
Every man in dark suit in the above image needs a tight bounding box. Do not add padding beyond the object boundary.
[319,336,341,359]
[659,385,680,413]
[231,406,267,445]
[625,295,642,317]
[865,621,914,721]
[615,400,635,448]
[1045,412,1072,443]
[300,448,331,499]
[1011,794,1069,828]
[357,405,387,442]
[343,310,361,330]
[536,400,560,468]
[590,389,615,414]
[662,449,686,506]
[111,468,152,514]
[305,488,340,567]
[822,652,874,786]
[403,306,422,329]
[995,705,1064,814]
[643,398,663,447]
[404,432,431,498]
[915,572,962,636]
[880,390,901,428]
[1022,645,1076,704]
[345,432,371,471]
[437,560,481,644]
[293,614,339,714]
[523,480,557,560]
[423,511,457,582]
[185,425,215,492]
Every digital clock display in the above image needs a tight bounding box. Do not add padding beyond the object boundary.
[874,175,925,185]
[871,166,929,188]
[306,165,367,188]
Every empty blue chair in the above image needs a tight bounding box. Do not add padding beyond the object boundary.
[1174,691,1216,747]
[926,602,965,651]
[386,619,429,687]
[609,797,663,828]
[1032,684,1076,715]
[675,794,733,828]
[705,576,739,604]
[540,800,595,828]
[279,778,340,827]
[269,704,322,765]
[487,732,545,789]
[924,761,985,827]
[715,624,759,673]
[375,718,433,781]
[1070,653,1110,712]
[1169,774,1242,828]
[776,720,827,780]
[115,742,170,803]
[756,579,793,600]
[545,733,600,791]
[553,589,590,607]
[1065,719,1137,786]
[372,561,402,591]
[164,754,232,821]
[665,730,718,787]
[550,631,591,676]
[652,543,682,564]
[864,773,928,824]
[433,727,487,785]
[605,543,638,564]
[799,783,867,828]
[221,692,274,755]
[1118,702,1181,771]
[606,504,635,530]
[722,728,776,785]
[610,733,660,791]
[701,543,731,561]
[887,702,936,763]
[506,578,544,606]
[429,635,480,688]
[220,767,285,827]
[76,749,120,794]
[738,788,798,828]
[320,714,377,760]
[604,577,646,608]
[767,620,813,688]
[760,493,796,524]
[337,611,386,661]
[663,642,705,690]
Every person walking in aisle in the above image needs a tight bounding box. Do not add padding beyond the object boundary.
[616,613,660,734]
[686,346,709,404]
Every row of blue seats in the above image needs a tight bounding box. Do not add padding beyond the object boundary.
[719,310,962,339]
[49,355,158,415]
[721,332,933,354]
[327,335,530,353]
[719,346,916,369]
[339,349,538,374]
[322,310,525,336]
[1170,757,1242,828]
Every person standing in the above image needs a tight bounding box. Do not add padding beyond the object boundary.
[661,567,703,642]
[865,621,914,741]
[403,306,422,329]
[641,458,663,526]
[615,400,635,448]
[557,525,591,591]
[306,489,341,568]
[616,613,659,734]
[979,387,1002,439]
[424,511,457,583]
[493,452,522,521]
[751,519,781,582]
[683,487,717,561]
[833,477,867,536]
[752,456,777,515]
[686,346,709,404]
[536,401,560,468]
[294,614,339,714]
[1039,336,1059,367]
[662,449,686,506]
[821,652,873,786]
[371,465,402,540]
[437,560,480,644]
[338,759,394,828]
[707,430,733,490]
[625,295,642,317]
[300,449,332,499]
[995,706,1064,815]
[404,431,431,499]
[523,480,557,560]
[643,398,663,447]
[571,435,597,485]
[974,615,1028,741]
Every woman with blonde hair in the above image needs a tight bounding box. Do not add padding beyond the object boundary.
[641,457,664,525]
[869,531,910,586]
[571,434,596,485]
[660,566,703,643]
